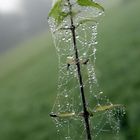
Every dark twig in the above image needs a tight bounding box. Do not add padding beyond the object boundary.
[67,0,92,139]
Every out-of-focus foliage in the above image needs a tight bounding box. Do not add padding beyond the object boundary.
[0,0,140,140]
[96,1,140,139]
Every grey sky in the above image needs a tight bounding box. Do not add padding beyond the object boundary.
[0,0,52,53]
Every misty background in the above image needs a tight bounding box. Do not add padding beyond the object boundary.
[0,0,51,52]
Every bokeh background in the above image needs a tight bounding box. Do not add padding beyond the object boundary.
[0,0,140,140]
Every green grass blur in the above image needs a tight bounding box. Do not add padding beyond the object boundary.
[0,0,140,140]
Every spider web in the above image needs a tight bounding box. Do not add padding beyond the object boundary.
[48,1,125,139]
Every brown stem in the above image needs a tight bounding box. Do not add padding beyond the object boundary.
[67,0,92,139]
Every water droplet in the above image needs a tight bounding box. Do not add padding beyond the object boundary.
[65,25,69,28]
[76,35,79,39]
[66,39,69,43]
[65,94,68,98]
[65,136,71,140]
[65,31,68,35]
[98,11,103,16]
[92,26,96,29]
[62,38,66,41]
[92,32,97,36]
[99,91,103,94]
[83,52,86,56]
[85,42,87,45]
[94,95,97,98]
[94,41,98,45]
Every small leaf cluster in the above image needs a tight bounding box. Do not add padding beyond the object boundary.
[48,0,104,26]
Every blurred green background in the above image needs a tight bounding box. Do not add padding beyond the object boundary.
[0,0,140,140]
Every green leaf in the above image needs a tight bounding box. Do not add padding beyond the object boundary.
[94,104,122,112]
[48,0,80,26]
[77,18,97,27]
[57,112,75,118]
[66,56,75,64]
[48,0,62,17]
[79,19,97,24]
[77,0,104,11]
[50,112,75,118]
[48,0,69,25]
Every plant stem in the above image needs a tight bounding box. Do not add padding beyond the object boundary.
[67,0,92,139]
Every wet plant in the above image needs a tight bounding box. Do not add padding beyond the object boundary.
[48,0,125,140]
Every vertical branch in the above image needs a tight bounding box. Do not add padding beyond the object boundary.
[67,0,92,139]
